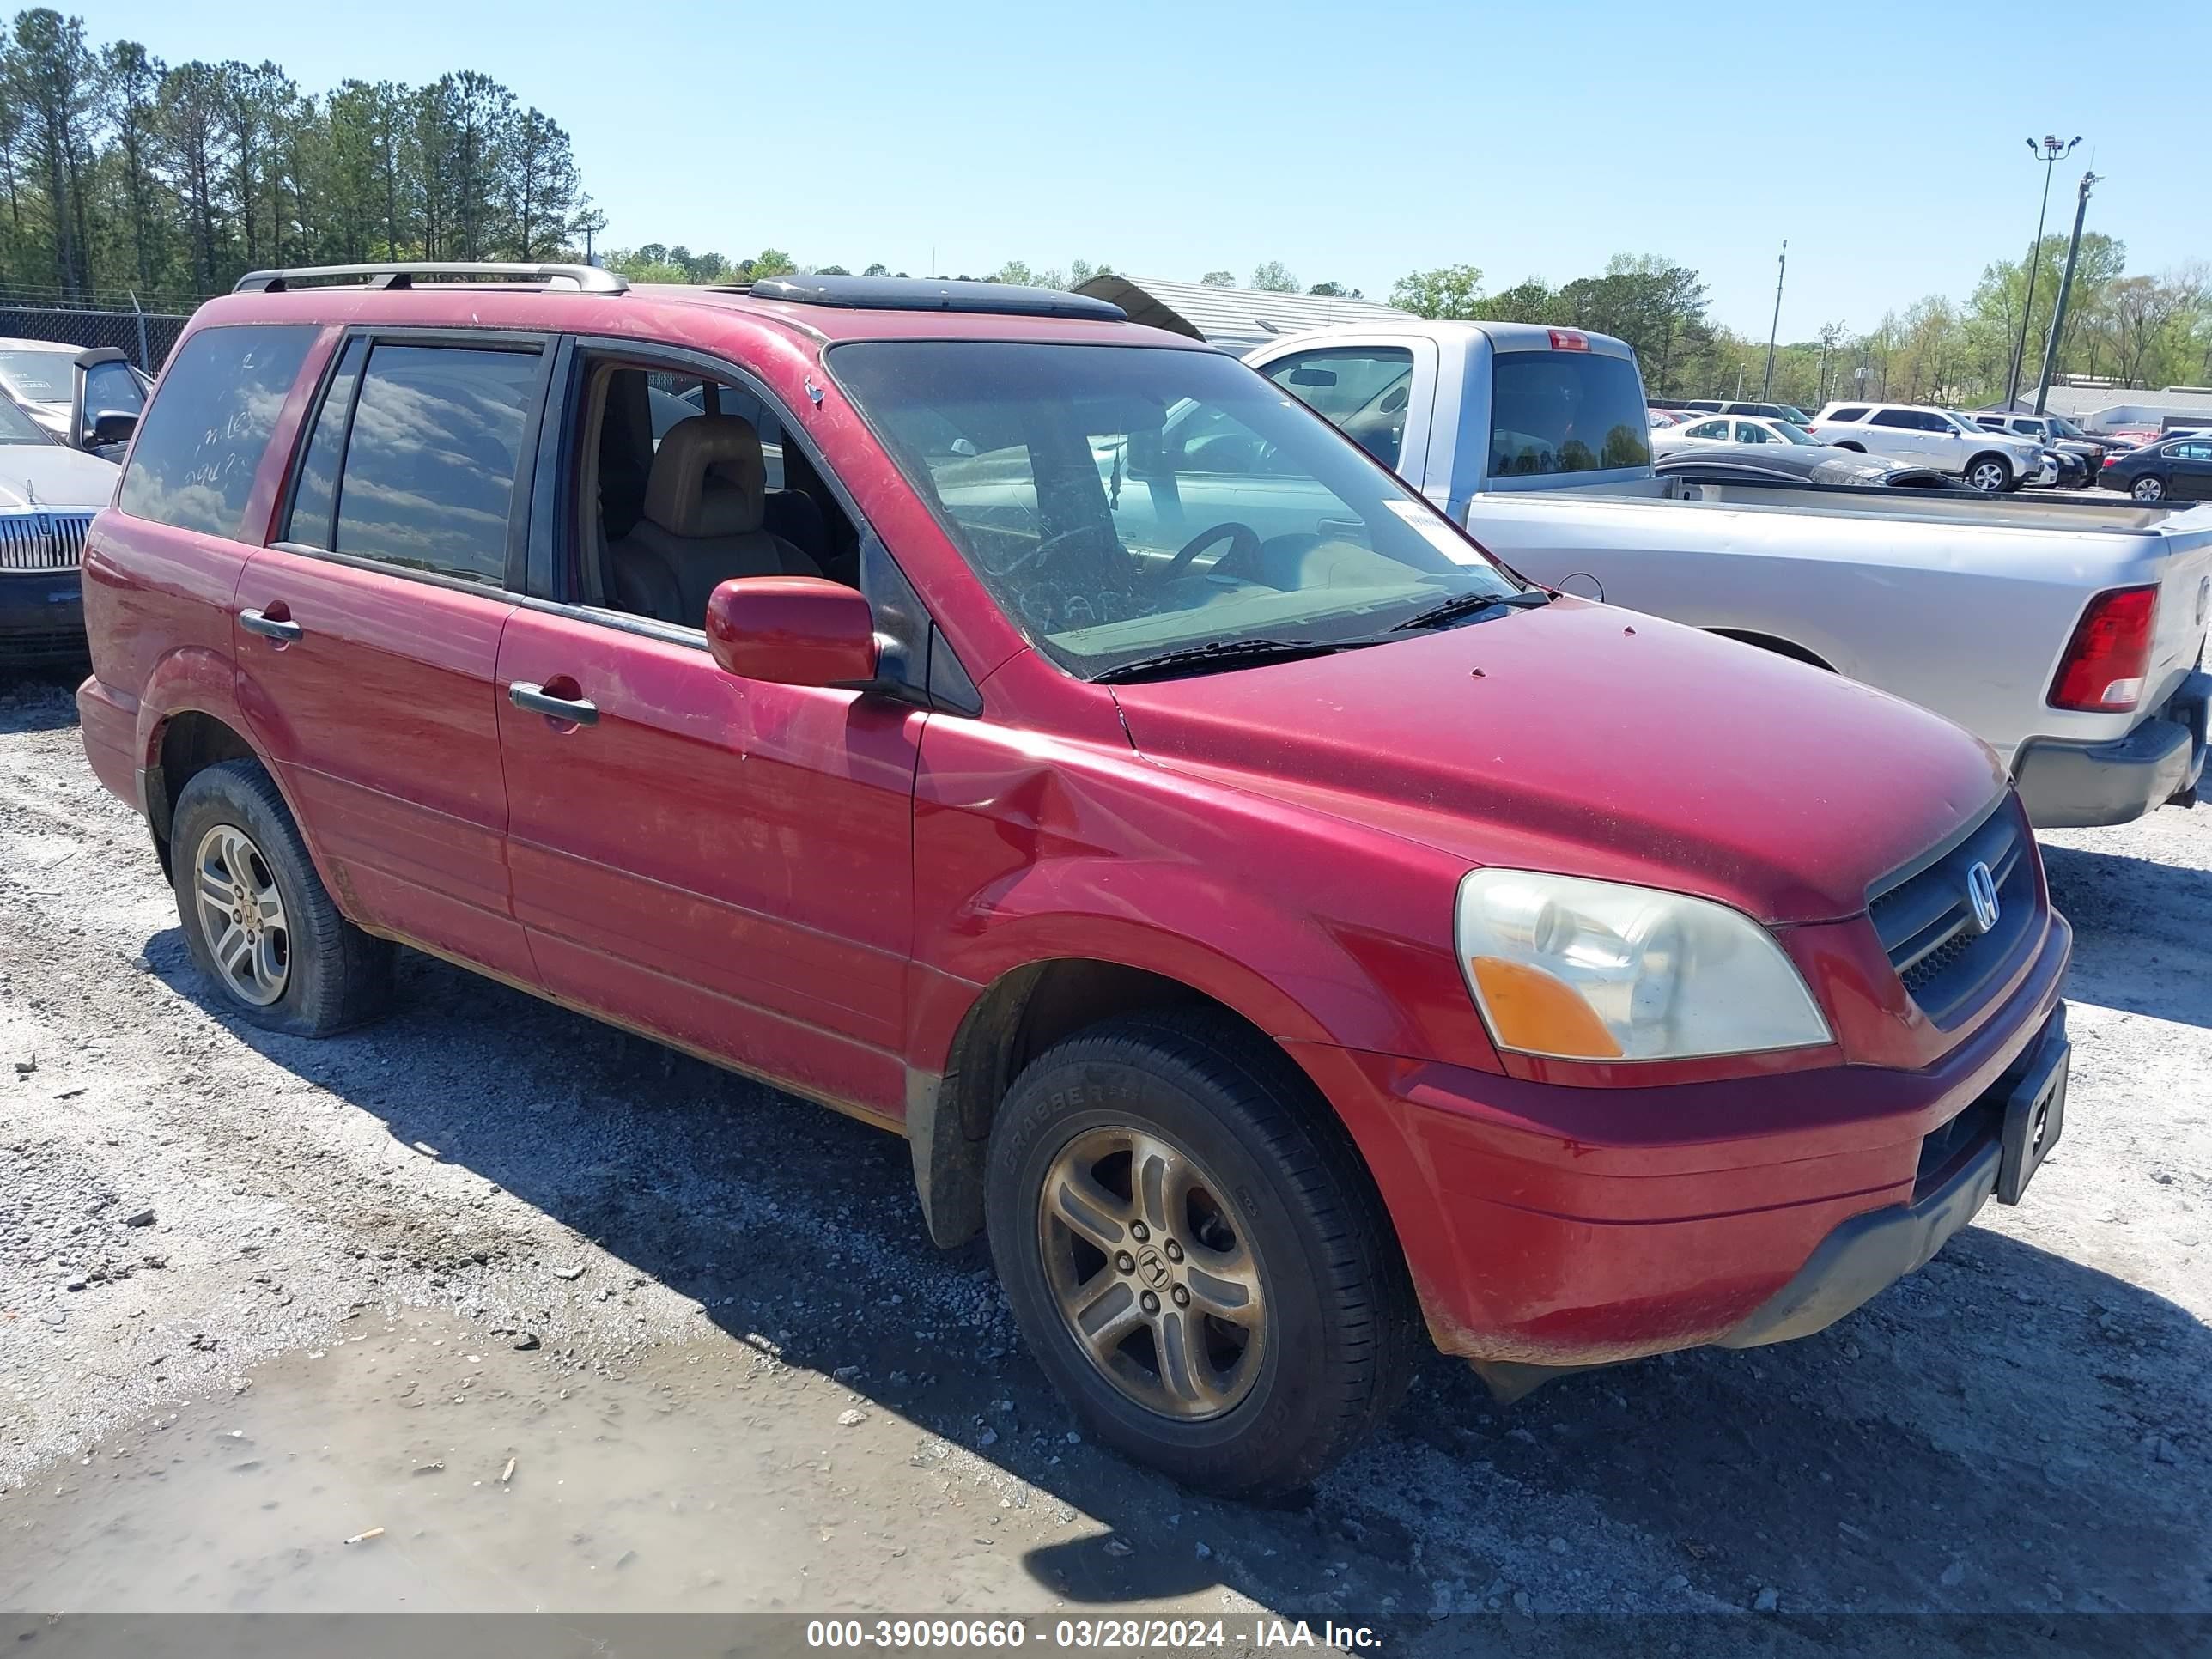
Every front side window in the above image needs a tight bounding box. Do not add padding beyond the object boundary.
[1264,347,1416,470]
[83,360,146,422]
[1489,349,1651,477]
[830,340,1520,680]
[118,324,317,536]
[327,343,539,584]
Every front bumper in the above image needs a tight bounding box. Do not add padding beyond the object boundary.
[1287,905,2069,1375]
[1716,1006,2066,1349]
[0,568,87,664]
[2013,669,2211,829]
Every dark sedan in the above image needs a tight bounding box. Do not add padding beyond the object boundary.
[1652,445,1960,489]
[2097,436,2212,502]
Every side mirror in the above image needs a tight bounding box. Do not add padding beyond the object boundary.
[705,576,879,687]
[90,410,137,448]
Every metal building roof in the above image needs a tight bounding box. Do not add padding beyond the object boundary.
[1074,275,1414,350]
[1992,386,2212,428]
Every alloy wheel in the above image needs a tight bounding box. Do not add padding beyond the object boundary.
[2134,476,2166,501]
[191,823,290,1006]
[1036,1125,1267,1420]
[1967,460,2008,492]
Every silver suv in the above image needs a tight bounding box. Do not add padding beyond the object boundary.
[1808,402,2044,491]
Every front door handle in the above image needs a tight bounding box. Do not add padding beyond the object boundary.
[508,680,599,726]
[239,607,302,642]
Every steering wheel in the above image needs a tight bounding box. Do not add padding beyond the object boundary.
[1159,520,1262,582]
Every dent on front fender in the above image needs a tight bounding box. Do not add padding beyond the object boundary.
[904,712,1494,1076]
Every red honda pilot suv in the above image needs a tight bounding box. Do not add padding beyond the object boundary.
[77,265,2072,1496]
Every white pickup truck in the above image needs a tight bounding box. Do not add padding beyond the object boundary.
[1196,319,2212,830]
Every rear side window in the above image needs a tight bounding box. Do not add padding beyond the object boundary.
[1489,349,1652,477]
[1826,406,1869,422]
[324,343,540,585]
[118,325,316,536]
[1870,409,1918,428]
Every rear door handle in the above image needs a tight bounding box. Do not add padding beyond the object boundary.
[508,681,599,726]
[239,608,302,642]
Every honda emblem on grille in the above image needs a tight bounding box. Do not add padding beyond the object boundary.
[1966,861,2001,935]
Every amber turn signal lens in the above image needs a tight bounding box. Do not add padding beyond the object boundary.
[1468,957,1622,1060]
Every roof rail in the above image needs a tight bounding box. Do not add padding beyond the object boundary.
[233,261,629,295]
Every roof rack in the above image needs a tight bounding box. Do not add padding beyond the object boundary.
[748,275,1124,321]
[233,261,629,295]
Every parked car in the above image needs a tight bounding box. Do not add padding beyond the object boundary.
[1650,446,1960,489]
[1808,403,2045,492]
[1973,410,2112,477]
[80,263,2077,1496]
[0,338,149,459]
[2097,434,2212,502]
[1646,408,1683,428]
[1652,413,1840,453]
[0,390,120,665]
[1233,320,2212,829]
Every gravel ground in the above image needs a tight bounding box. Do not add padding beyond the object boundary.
[2,664,2208,1635]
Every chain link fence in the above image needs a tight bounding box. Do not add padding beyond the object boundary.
[0,287,203,373]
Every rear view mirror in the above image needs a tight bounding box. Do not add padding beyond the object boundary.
[705,576,879,687]
[1286,366,1338,387]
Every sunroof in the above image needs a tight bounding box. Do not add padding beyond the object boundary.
[747,275,1125,321]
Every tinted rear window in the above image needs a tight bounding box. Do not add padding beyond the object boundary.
[1826,406,1869,422]
[1489,349,1651,477]
[329,343,539,584]
[118,325,315,537]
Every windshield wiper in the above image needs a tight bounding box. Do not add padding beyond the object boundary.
[1389,587,1552,632]
[1092,637,1350,684]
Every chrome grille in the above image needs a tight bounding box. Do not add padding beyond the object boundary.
[1868,795,2038,1030]
[0,512,94,571]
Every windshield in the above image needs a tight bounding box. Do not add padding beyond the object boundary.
[0,350,71,404]
[1489,349,1650,477]
[0,393,52,445]
[1776,422,1820,445]
[830,341,1522,680]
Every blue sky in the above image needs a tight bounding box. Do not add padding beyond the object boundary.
[88,0,2210,337]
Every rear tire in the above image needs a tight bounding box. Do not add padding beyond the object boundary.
[170,758,394,1036]
[2133,475,2166,502]
[985,1010,1415,1498]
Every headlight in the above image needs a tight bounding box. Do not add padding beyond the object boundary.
[1454,869,1832,1061]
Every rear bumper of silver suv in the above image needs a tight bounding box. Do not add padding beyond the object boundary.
[2014,669,2211,829]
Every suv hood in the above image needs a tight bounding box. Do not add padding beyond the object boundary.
[1108,599,2007,925]
[0,442,119,513]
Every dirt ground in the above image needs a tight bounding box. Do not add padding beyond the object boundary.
[2,664,2208,1640]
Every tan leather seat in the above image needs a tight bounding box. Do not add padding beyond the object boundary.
[607,415,821,624]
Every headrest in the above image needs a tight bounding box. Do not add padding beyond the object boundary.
[643,415,766,538]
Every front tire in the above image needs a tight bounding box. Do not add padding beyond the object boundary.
[985,1011,1415,1498]
[2133,475,2167,502]
[1964,453,2014,493]
[170,758,394,1036]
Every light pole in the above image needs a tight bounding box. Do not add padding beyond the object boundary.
[1760,240,1787,398]
[2033,170,2100,416]
[2004,134,2080,407]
